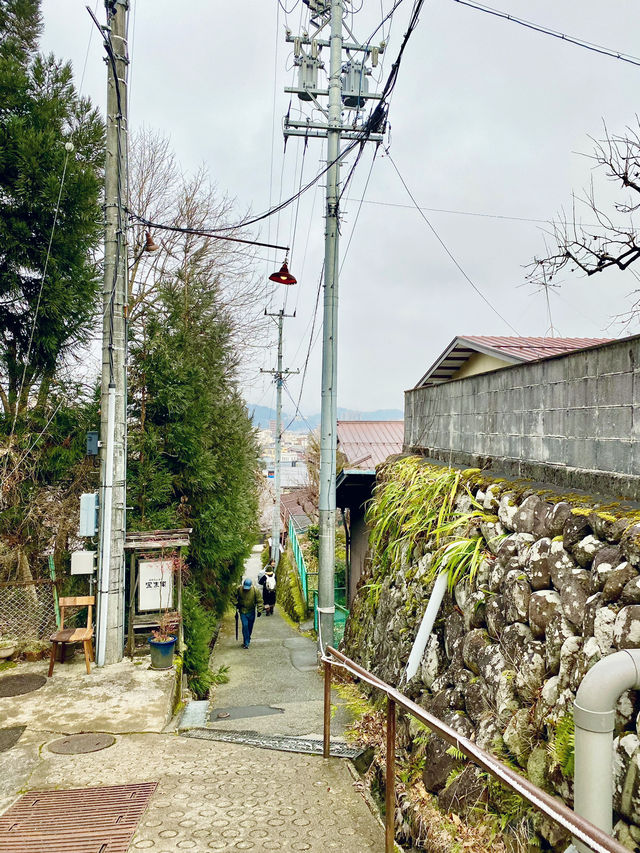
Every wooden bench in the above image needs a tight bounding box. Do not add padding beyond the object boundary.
[48,596,95,677]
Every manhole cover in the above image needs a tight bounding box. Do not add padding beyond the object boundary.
[209,704,284,721]
[48,733,116,754]
[0,726,26,753]
[0,673,46,698]
[182,727,363,759]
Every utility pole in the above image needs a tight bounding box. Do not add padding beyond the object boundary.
[283,0,385,650]
[262,310,298,566]
[96,0,129,666]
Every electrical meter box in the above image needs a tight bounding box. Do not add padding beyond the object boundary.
[71,550,96,575]
[79,492,99,537]
[86,431,99,456]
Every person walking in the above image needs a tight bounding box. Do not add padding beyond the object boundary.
[235,577,263,649]
[259,561,277,615]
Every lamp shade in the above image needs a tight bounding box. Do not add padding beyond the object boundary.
[144,231,159,252]
[269,260,297,285]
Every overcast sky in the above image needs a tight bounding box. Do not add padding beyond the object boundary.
[41,0,640,417]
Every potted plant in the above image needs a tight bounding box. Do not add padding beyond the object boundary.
[149,611,179,669]
[146,552,184,669]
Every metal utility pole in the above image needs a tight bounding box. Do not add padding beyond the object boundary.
[262,310,298,566]
[97,0,129,666]
[283,0,385,650]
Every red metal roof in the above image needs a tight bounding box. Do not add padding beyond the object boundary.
[461,336,612,361]
[337,420,404,469]
[416,335,614,387]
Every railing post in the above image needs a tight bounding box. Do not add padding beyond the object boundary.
[386,696,396,853]
[323,658,332,759]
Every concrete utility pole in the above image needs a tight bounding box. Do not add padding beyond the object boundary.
[283,0,385,650]
[262,310,298,566]
[97,0,129,666]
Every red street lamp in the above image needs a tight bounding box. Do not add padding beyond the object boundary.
[269,258,297,285]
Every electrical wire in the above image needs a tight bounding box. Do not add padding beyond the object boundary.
[340,146,378,273]
[278,0,301,13]
[282,265,324,433]
[451,0,640,68]
[282,381,315,431]
[386,152,521,334]
[129,214,290,252]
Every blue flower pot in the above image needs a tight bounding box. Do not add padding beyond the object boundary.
[149,635,177,670]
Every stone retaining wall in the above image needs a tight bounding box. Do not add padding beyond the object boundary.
[344,464,640,850]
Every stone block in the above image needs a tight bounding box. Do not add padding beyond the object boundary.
[596,371,633,406]
[567,405,598,437]
[614,606,640,650]
[529,589,562,638]
[597,406,634,439]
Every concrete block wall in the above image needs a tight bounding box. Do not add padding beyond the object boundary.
[405,336,640,500]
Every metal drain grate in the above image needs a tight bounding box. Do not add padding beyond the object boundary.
[47,734,116,755]
[0,674,46,698]
[181,727,363,759]
[0,782,157,852]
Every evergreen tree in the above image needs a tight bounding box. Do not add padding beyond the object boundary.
[0,0,104,422]
[0,0,104,570]
[128,277,260,614]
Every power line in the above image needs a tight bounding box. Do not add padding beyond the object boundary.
[129,214,290,252]
[451,0,640,69]
[386,152,521,334]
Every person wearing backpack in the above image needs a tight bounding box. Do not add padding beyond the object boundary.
[235,577,263,648]
[259,562,277,615]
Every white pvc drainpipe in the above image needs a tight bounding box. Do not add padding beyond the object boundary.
[405,572,448,683]
[568,648,640,853]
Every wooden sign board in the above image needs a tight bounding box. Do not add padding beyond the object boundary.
[138,560,174,612]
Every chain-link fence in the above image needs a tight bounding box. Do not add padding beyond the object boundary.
[0,579,58,644]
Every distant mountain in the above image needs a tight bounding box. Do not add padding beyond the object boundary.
[246,404,403,432]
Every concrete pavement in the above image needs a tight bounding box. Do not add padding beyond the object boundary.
[0,545,384,851]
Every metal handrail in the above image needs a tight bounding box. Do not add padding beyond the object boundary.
[288,517,309,602]
[322,645,629,853]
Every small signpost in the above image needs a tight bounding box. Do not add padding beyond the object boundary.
[124,529,191,657]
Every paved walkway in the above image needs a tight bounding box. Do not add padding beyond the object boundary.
[0,545,383,851]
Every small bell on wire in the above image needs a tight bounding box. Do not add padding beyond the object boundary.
[268,258,297,285]
[144,231,159,252]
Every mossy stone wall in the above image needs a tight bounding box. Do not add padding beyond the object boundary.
[344,457,640,851]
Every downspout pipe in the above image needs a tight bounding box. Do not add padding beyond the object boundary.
[404,572,448,683]
[569,649,640,853]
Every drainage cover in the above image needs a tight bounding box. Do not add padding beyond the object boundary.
[0,673,46,698]
[209,704,284,721]
[0,782,157,853]
[0,726,25,753]
[182,727,363,759]
[48,733,116,755]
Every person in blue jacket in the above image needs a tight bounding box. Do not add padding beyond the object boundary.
[235,577,263,648]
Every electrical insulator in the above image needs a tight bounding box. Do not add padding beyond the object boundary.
[294,37,301,57]
[371,46,379,68]
[298,56,320,101]
[341,61,369,108]
[302,0,330,14]
[311,39,319,60]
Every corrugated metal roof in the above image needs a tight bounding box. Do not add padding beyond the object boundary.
[461,335,612,361]
[416,335,614,387]
[337,420,404,468]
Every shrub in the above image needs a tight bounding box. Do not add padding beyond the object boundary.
[182,585,216,699]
